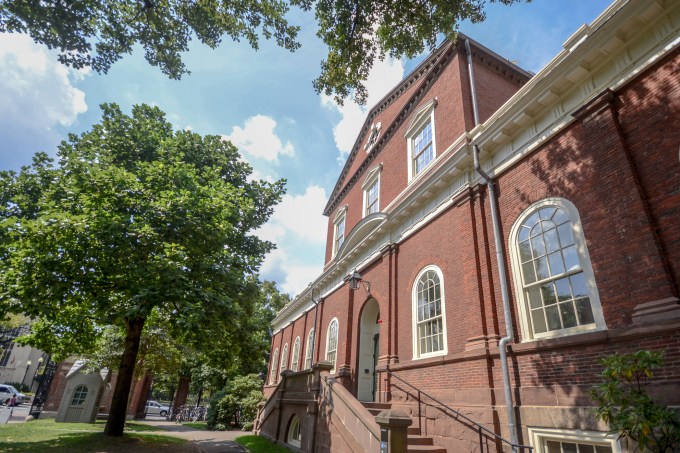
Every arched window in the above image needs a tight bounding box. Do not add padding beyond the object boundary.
[269,348,279,385]
[287,414,302,448]
[325,318,339,373]
[290,337,301,372]
[280,343,289,378]
[71,385,88,406]
[305,329,315,369]
[510,198,604,341]
[412,265,447,358]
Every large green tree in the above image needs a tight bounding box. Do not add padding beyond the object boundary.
[0,0,523,104]
[0,103,284,436]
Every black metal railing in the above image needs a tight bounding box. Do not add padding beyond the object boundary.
[380,369,533,452]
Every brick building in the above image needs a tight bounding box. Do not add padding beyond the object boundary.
[256,0,680,451]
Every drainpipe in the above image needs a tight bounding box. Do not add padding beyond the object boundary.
[309,286,320,366]
[464,38,519,450]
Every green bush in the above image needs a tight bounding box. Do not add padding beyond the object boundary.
[591,350,680,452]
[207,374,264,431]
[4,382,30,392]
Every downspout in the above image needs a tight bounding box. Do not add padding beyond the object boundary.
[309,286,320,366]
[464,38,519,450]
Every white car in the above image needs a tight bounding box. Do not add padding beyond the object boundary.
[0,385,26,406]
[145,400,170,417]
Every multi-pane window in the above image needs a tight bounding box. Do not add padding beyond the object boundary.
[412,120,434,176]
[305,329,315,369]
[512,199,603,340]
[326,319,339,373]
[413,266,447,358]
[270,348,279,384]
[291,337,300,372]
[280,343,289,378]
[334,212,346,256]
[365,178,380,215]
[71,385,88,406]
[287,415,302,448]
[543,439,612,453]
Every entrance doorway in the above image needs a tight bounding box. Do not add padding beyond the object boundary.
[357,298,380,402]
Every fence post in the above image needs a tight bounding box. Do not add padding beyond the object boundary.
[375,410,412,453]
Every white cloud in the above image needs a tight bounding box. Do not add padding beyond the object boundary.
[0,34,88,168]
[224,114,294,162]
[321,57,405,160]
[257,185,328,296]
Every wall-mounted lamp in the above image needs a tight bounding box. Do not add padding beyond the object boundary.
[347,270,371,295]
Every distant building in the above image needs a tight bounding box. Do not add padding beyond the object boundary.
[0,325,46,392]
[256,0,680,451]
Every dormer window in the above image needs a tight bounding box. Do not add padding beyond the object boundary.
[361,164,382,217]
[333,206,347,256]
[364,122,382,152]
[405,99,437,181]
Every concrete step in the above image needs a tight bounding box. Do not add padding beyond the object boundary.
[407,426,421,436]
[407,435,434,446]
[361,402,392,410]
[407,446,447,453]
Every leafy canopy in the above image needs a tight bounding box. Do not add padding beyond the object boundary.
[0,103,285,359]
[591,350,680,453]
[0,0,524,104]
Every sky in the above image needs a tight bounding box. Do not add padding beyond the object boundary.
[0,0,613,297]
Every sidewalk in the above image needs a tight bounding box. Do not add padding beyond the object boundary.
[139,420,248,453]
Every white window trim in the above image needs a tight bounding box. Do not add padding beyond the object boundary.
[270,348,279,385]
[291,336,301,372]
[280,343,289,378]
[364,122,382,152]
[325,317,339,374]
[287,415,302,448]
[509,197,606,342]
[333,206,347,257]
[527,427,621,453]
[405,99,437,182]
[361,164,382,217]
[411,265,448,360]
[305,329,315,369]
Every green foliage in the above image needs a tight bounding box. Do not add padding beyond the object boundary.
[0,0,525,105]
[207,374,264,431]
[0,103,285,435]
[592,350,680,453]
[0,0,300,80]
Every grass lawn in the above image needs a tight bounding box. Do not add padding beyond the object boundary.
[235,434,292,453]
[0,419,191,452]
[181,421,209,430]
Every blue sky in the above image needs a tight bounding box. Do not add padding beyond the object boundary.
[0,0,612,296]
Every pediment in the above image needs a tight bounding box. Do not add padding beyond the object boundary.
[335,213,387,261]
[404,98,437,138]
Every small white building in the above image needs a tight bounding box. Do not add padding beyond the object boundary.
[55,360,110,423]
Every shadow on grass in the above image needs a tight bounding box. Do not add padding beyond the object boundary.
[235,435,292,453]
[0,430,187,453]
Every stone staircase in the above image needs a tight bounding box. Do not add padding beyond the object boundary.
[362,402,447,453]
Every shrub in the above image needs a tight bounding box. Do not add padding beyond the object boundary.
[207,374,264,431]
[4,382,30,393]
[591,350,680,452]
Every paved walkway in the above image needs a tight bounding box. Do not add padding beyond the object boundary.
[139,420,248,453]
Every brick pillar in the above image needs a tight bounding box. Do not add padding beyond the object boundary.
[375,410,413,453]
[173,375,191,410]
[128,373,152,419]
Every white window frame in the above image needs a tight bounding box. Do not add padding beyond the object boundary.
[527,427,621,453]
[291,336,301,372]
[361,164,382,217]
[280,343,289,378]
[325,318,339,374]
[364,122,382,152]
[287,415,302,448]
[333,206,347,257]
[305,329,315,369]
[269,348,279,385]
[509,198,605,342]
[405,99,437,181]
[411,265,448,359]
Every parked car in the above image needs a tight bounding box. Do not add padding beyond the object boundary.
[0,385,26,406]
[145,400,170,417]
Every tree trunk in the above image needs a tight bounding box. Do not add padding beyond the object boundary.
[104,317,146,436]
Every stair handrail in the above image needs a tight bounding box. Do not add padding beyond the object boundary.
[382,369,533,452]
